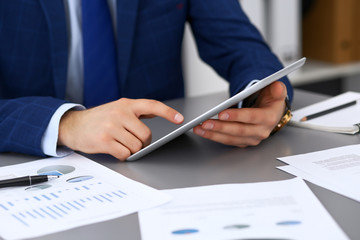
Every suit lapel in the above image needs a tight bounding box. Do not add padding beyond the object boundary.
[116,0,140,95]
[39,0,68,99]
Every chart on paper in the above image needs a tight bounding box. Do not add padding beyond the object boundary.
[0,179,132,227]
[138,178,349,240]
[0,153,171,240]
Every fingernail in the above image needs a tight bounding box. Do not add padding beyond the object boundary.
[194,128,205,136]
[202,122,214,130]
[174,113,184,123]
[219,113,229,120]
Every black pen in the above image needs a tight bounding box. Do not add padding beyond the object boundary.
[300,100,357,122]
[0,175,59,189]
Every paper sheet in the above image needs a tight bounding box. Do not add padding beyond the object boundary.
[0,153,171,240]
[276,165,359,202]
[289,91,360,134]
[278,144,360,202]
[138,178,348,240]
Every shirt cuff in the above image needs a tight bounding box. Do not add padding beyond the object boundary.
[238,79,260,108]
[41,103,85,157]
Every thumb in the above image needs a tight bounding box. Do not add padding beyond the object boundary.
[255,81,287,108]
[269,81,287,100]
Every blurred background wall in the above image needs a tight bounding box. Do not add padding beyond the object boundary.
[182,0,360,98]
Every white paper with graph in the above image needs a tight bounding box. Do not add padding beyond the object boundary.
[0,153,171,240]
[138,178,348,240]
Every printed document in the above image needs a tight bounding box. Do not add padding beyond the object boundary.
[138,178,348,240]
[0,153,171,240]
[278,144,360,202]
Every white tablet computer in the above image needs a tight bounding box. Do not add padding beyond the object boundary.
[127,57,306,161]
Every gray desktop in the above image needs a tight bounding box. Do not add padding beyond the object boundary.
[1,89,359,240]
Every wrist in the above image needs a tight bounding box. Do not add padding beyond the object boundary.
[58,110,79,147]
[270,97,292,135]
[41,103,83,156]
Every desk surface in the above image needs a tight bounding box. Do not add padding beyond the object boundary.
[1,89,360,240]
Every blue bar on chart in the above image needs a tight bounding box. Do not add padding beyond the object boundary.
[0,181,131,228]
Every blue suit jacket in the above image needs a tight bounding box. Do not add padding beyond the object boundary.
[0,0,293,156]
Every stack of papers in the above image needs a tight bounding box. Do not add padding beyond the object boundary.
[1,149,355,239]
[290,91,360,134]
[138,178,348,240]
[277,144,360,202]
[0,153,171,240]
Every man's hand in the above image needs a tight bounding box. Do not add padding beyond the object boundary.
[58,98,184,161]
[193,81,287,147]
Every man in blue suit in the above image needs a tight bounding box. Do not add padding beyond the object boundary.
[0,0,293,161]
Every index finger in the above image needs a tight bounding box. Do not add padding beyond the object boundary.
[218,107,274,125]
[132,99,184,124]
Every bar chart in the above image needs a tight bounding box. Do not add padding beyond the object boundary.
[0,180,130,227]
